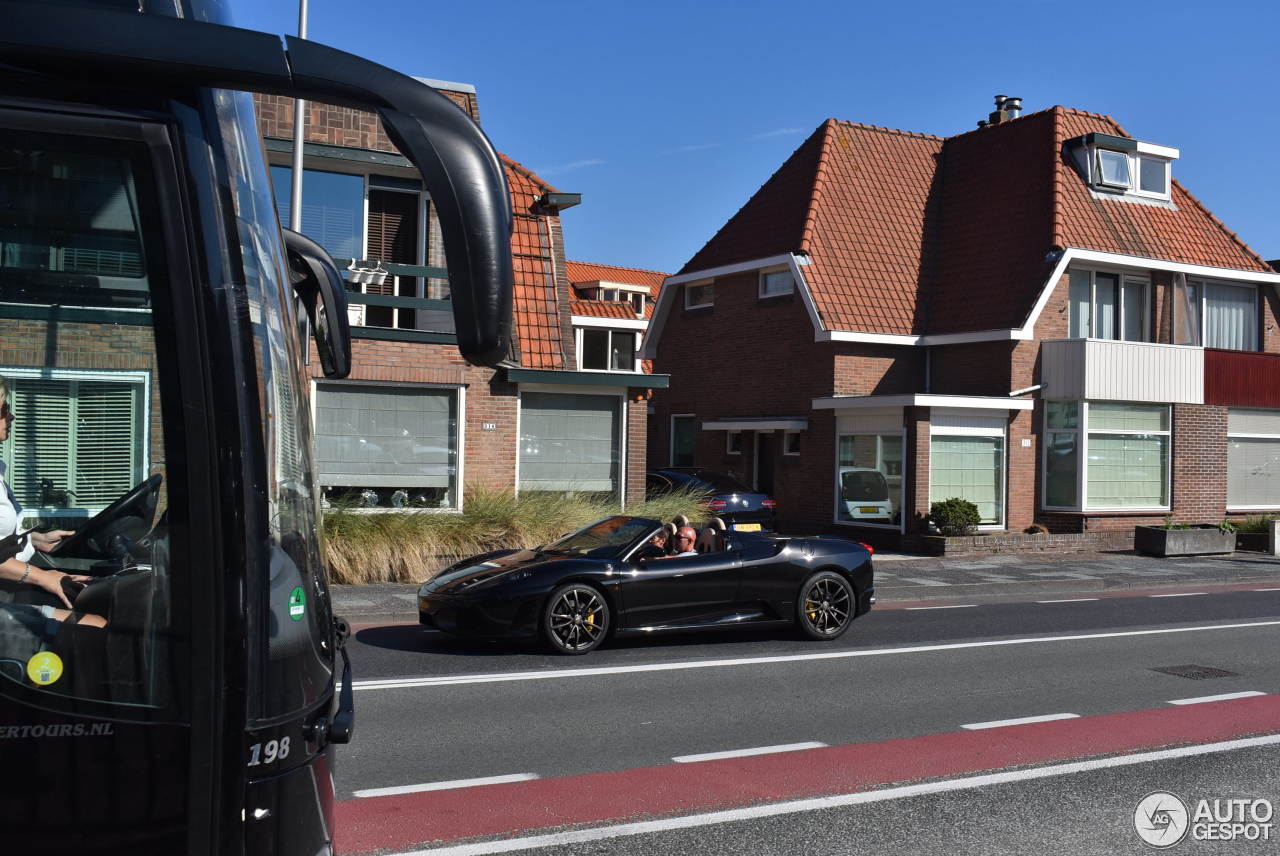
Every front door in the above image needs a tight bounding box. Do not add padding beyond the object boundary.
[754,432,775,495]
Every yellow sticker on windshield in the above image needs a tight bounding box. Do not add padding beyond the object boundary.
[27,652,63,686]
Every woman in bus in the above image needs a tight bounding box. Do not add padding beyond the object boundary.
[0,376,105,634]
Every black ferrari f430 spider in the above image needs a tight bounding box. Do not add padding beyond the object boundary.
[418,516,875,654]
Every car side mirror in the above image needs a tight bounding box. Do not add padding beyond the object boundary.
[282,228,352,379]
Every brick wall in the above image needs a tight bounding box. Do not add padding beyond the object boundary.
[253,88,480,154]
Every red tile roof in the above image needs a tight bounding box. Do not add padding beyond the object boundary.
[568,299,640,320]
[566,259,670,320]
[676,107,1271,336]
[501,154,566,368]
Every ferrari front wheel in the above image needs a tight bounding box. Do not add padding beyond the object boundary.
[543,584,609,654]
[796,571,854,641]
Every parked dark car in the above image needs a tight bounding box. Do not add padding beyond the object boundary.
[647,468,776,531]
[418,515,875,653]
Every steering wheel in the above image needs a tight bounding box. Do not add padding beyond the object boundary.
[52,474,163,560]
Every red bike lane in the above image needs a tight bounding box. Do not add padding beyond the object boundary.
[335,693,1280,854]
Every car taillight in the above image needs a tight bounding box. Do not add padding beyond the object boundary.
[762,499,777,509]
[858,541,876,555]
[706,499,727,510]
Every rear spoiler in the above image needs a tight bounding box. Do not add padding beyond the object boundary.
[0,1,513,368]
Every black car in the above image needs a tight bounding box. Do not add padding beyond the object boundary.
[418,515,874,654]
[647,468,777,532]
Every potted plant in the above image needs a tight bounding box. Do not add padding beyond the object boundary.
[1134,518,1236,557]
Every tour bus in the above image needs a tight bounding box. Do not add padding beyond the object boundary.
[0,1,512,853]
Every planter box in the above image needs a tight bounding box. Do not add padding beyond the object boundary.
[907,531,1132,557]
[1235,532,1270,552]
[1134,525,1235,557]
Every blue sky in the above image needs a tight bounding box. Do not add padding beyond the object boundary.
[237,0,1279,274]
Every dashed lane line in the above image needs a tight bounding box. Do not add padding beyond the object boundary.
[961,713,1080,730]
[1167,691,1267,706]
[353,774,539,799]
[672,742,826,763]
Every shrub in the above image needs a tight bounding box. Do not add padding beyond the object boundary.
[1233,515,1279,534]
[321,484,711,585]
[929,497,981,536]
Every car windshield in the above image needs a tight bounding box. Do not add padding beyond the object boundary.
[682,471,753,493]
[842,469,889,501]
[543,516,658,558]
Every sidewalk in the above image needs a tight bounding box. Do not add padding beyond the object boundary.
[330,549,1280,625]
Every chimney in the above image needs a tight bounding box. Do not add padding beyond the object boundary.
[986,94,1022,126]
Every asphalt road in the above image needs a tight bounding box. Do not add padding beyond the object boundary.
[334,586,1280,855]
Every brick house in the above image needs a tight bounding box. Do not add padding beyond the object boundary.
[644,97,1280,547]
[252,81,668,510]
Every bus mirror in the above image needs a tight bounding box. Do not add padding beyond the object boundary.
[282,228,352,379]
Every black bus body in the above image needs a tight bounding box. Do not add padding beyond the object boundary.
[0,2,512,853]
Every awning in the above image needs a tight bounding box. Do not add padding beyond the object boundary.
[812,394,1034,412]
[701,417,809,431]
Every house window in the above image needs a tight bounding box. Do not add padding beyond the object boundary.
[930,436,1005,527]
[685,282,714,310]
[579,328,637,372]
[1042,401,1170,510]
[1,373,147,512]
[1068,270,1149,341]
[759,269,794,298]
[726,430,743,454]
[629,292,646,316]
[1188,280,1259,351]
[836,433,902,526]
[671,415,696,467]
[1089,148,1171,201]
[519,392,621,502]
[1227,409,1280,509]
[315,383,460,509]
[269,166,364,259]
[783,431,801,456]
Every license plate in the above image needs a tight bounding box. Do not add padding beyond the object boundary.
[733,523,762,532]
[857,507,881,514]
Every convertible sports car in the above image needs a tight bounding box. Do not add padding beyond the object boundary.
[418,516,875,654]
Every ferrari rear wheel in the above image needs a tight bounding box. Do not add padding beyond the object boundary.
[543,584,610,654]
[797,571,854,640]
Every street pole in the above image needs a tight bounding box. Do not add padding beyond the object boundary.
[289,0,309,232]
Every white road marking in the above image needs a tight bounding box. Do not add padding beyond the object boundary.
[1149,592,1208,598]
[397,735,1280,856]
[903,604,979,610]
[353,773,539,798]
[899,577,948,586]
[1036,598,1099,603]
[349,620,1280,691]
[1255,588,1280,592]
[961,713,1080,730]
[672,742,826,763]
[1167,691,1267,706]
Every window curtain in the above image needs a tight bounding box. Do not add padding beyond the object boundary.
[519,392,620,496]
[1068,270,1091,338]
[315,385,456,489]
[1228,439,1280,507]
[1203,283,1257,350]
[929,436,1003,525]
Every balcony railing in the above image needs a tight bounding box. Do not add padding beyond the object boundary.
[334,259,456,342]
[1040,338,1204,404]
[1205,348,1280,408]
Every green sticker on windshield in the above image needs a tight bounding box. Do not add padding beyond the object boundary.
[288,586,306,621]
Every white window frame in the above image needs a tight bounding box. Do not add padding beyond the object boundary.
[670,413,696,467]
[1,366,152,517]
[684,281,714,310]
[759,268,795,298]
[726,430,743,455]
[928,419,1007,530]
[1186,277,1260,351]
[310,379,465,514]
[1040,400,1171,513]
[783,431,800,456]
[1090,148,1172,201]
[575,327,641,373]
[833,430,907,532]
[1068,268,1150,342]
[514,385,627,504]
[1226,409,1280,511]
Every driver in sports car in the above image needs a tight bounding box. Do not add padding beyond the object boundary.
[0,378,106,662]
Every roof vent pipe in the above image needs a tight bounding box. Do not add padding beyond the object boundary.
[1005,96,1023,118]
[994,94,1008,110]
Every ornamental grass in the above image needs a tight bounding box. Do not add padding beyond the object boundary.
[321,485,711,585]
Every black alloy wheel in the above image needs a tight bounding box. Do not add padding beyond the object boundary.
[797,571,854,640]
[543,584,610,654]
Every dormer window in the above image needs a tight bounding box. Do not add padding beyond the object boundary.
[1073,133,1177,202]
